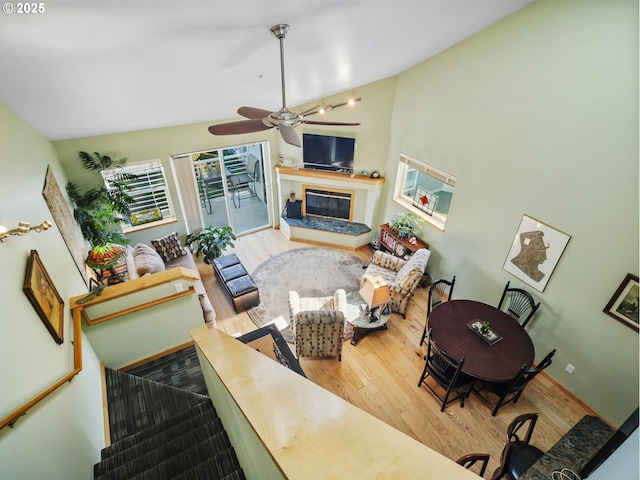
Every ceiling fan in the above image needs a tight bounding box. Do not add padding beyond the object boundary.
[208,24,361,147]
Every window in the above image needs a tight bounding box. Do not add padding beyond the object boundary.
[393,153,456,231]
[102,159,175,229]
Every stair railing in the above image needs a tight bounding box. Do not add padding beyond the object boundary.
[0,308,82,430]
[1,267,200,431]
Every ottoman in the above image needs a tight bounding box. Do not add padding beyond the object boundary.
[214,254,261,313]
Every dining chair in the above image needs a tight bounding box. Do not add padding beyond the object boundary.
[491,413,545,480]
[418,328,474,412]
[456,453,490,477]
[498,281,540,328]
[419,275,456,346]
[473,349,556,416]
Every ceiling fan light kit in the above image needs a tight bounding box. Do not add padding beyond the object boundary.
[208,24,361,148]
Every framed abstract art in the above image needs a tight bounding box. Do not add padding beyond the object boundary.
[503,215,571,292]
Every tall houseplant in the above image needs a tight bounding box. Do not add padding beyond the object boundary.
[186,226,236,265]
[66,151,134,247]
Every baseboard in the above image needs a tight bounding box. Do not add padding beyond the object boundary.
[540,370,613,427]
[100,362,111,447]
[118,340,195,372]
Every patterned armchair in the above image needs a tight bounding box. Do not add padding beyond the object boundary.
[360,248,431,317]
[288,289,347,361]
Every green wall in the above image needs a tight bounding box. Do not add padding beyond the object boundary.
[0,104,105,479]
[384,0,638,425]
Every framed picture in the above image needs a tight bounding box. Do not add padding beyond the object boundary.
[42,165,89,287]
[603,273,639,331]
[23,250,64,344]
[503,215,571,292]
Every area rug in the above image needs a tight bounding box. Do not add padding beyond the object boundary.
[247,247,367,343]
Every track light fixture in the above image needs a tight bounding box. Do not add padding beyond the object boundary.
[0,220,53,242]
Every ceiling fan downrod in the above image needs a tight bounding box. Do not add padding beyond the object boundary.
[270,24,290,112]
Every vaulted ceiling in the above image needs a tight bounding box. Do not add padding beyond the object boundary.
[0,1,533,140]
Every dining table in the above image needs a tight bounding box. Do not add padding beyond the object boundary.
[427,299,535,382]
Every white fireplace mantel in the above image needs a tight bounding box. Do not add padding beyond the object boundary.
[275,167,385,248]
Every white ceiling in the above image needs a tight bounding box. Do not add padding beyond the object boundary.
[0,0,533,141]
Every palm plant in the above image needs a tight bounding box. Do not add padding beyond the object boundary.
[66,151,134,248]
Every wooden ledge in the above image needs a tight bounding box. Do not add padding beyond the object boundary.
[276,166,385,185]
[192,325,477,479]
[70,267,199,309]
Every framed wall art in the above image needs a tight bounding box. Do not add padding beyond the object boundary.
[42,164,89,287]
[503,215,571,292]
[603,273,639,331]
[23,250,64,344]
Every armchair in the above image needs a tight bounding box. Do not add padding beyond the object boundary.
[361,248,431,317]
[288,289,347,361]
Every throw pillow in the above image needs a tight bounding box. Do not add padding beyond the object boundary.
[151,232,188,262]
[133,243,166,276]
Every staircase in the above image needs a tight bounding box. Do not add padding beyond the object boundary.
[95,368,245,480]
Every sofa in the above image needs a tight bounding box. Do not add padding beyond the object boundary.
[360,248,431,317]
[288,289,347,361]
[119,232,216,324]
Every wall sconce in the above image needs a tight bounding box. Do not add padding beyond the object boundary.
[0,220,53,242]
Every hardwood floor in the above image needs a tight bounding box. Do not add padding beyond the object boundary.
[195,227,600,476]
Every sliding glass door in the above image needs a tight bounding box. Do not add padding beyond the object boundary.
[172,142,270,235]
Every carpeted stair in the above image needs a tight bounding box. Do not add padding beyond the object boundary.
[95,367,245,480]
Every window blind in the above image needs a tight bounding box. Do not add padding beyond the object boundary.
[103,161,173,218]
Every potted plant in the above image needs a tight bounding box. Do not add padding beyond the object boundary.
[389,213,423,238]
[186,226,236,264]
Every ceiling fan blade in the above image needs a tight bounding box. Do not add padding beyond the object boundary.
[238,107,273,119]
[279,123,302,147]
[208,118,273,135]
[302,120,361,126]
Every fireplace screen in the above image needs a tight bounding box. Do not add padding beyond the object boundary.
[304,188,353,221]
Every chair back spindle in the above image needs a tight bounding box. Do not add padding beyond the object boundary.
[420,275,455,346]
[498,281,540,328]
[456,452,490,477]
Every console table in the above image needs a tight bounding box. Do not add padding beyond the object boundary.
[520,415,614,480]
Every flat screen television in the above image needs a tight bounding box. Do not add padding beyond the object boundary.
[302,133,355,173]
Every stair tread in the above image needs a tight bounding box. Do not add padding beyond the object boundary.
[173,458,246,480]
[98,352,243,480]
[105,368,210,443]
[98,443,238,480]
[95,419,227,476]
[101,401,217,459]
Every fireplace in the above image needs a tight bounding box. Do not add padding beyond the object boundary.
[303,186,353,221]
[275,166,385,249]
